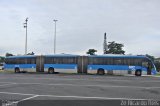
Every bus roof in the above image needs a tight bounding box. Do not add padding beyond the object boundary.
[6,55,36,59]
[6,54,79,59]
[45,54,79,57]
[88,54,147,58]
[6,54,147,59]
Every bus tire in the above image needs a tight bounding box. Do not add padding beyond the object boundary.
[15,68,20,73]
[97,68,105,75]
[135,70,142,76]
[48,68,54,74]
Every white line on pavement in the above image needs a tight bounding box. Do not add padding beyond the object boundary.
[0,77,159,82]
[14,95,38,104]
[8,95,39,106]
[18,95,39,102]
[0,91,35,96]
[0,83,17,87]
[38,95,148,100]
[16,83,160,89]
[0,91,152,100]
[0,82,159,89]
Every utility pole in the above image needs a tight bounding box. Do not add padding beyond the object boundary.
[53,19,58,54]
[103,32,108,54]
[24,18,28,55]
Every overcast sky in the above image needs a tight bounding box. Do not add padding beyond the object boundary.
[0,0,160,57]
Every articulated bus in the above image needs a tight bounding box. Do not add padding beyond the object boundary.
[4,54,157,76]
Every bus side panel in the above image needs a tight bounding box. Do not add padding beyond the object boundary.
[88,65,129,70]
[87,65,147,75]
[44,64,77,69]
[4,64,36,72]
[44,64,77,73]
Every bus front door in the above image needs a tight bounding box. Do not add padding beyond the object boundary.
[147,62,152,75]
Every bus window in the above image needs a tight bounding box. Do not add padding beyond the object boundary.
[142,61,148,67]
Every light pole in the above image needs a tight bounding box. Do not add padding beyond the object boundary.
[53,19,58,54]
[24,18,28,55]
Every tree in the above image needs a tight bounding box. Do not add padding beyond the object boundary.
[86,49,97,55]
[0,56,5,63]
[5,53,14,57]
[105,41,125,54]
[27,52,35,55]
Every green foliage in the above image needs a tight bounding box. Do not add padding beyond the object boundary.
[86,49,97,55]
[105,41,125,54]
[0,56,5,63]
[5,53,14,57]
[27,52,35,55]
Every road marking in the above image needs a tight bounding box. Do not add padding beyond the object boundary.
[0,82,159,89]
[38,95,149,100]
[0,91,153,100]
[0,91,35,96]
[7,95,39,106]
[0,83,16,87]
[18,95,38,102]
[18,83,160,89]
[0,77,160,83]
[15,95,38,104]
[0,82,18,84]
[0,76,160,82]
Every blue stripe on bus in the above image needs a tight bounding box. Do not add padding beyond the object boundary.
[44,64,77,69]
[152,70,157,75]
[88,65,147,71]
[4,64,36,69]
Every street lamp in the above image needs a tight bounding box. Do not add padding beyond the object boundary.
[24,18,28,55]
[53,19,58,54]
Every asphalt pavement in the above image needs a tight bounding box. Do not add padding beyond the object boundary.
[0,73,159,106]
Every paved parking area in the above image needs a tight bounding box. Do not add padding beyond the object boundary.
[0,73,160,106]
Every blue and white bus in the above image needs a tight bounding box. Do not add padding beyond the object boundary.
[87,55,157,76]
[44,54,79,74]
[4,54,157,76]
[4,55,36,73]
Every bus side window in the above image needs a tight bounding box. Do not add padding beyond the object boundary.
[142,61,148,67]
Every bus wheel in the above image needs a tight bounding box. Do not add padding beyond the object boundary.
[135,70,142,76]
[97,68,105,75]
[48,68,54,74]
[15,68,20,73]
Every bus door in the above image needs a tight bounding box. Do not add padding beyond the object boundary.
[36,56,44,72]
[147,62,152,75]
[142,60,151,75]
[77,56,88,74]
